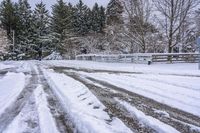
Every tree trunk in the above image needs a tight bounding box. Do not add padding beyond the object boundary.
[168,32,173,62]
[168,41,173,62]
[142,37,146,53]
[168,42,172,53]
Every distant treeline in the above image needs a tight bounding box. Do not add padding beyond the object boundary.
[0,0,200,60]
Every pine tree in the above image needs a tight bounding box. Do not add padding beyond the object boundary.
[51,0,70,39]
[15,0,35,59]
[0,0,17,39]
[66,2,74,31]
[106,0,124,26]
[99,6,106,33]
[105,0,124,53]
[90,4,106,33]
[91,3,100,33]
[33,1,51,59]
[51,0,72,54]
[72,0,90,35]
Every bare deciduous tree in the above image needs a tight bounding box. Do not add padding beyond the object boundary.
[195,9,200,36]
[153,0,200,53]
[122,0,158,53]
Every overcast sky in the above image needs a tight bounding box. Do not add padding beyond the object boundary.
[3,0,109,10]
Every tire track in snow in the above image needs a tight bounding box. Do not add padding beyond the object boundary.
[34,85,60,133]
[59,70,156,133]
[52,66,200,77]
[45,68,133,133]
[116,99,180,133]
[0,63,78,133]
[77,71,200,119]
[0,67,38,132]
[3,92,40,133]
[85,76,200,133]
[0,63,80,133]
[37,66,77,133]
[0,70,8,76]
[55,68,200,133]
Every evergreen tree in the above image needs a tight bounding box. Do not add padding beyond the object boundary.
[15,0,35,59]
[91,3,100,33]
[90,4,106,33]
[33,1,51,59]
[105,0,124,53]
[99,6,106,33]
[0,0,17,39]
[106,0,124,26]
[51,0,72,54]
[66,2,74,31]
[51,0,70,39]
[72,0,90,35]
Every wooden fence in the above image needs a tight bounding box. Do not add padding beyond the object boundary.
[152,53,200,63]
[76,53,200,64]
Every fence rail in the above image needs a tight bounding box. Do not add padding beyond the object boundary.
[76,53,200,64]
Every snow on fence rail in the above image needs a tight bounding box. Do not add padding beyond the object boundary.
[76,53,200,64]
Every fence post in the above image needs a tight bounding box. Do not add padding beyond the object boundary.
[198,49,200,70]
[197,37,200,70]
[198,43,200,69]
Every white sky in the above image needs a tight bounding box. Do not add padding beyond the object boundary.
[4,0,109,10]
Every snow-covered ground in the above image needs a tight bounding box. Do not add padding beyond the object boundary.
[44,60,200,76]
[0,60,199,133]
[34,85,60,133]
[116,99,180,133]
[77,71,200,117]
[0,62,14,70]
[3,90,39,133]
[43,69,132,133]
[0,72,26,116]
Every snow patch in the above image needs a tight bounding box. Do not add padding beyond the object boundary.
[0,72,26,115]
[117,99,180,133]
[154,109,170,117]
[0,63,13,70]
[43,52,63,60]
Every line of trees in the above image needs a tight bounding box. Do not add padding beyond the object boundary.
[0,0,200,60]
[106,0,200,53]
[0,0,106,59]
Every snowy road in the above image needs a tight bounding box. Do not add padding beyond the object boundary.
[0,61,200,133]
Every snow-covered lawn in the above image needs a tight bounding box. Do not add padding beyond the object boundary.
[44,60,200,76]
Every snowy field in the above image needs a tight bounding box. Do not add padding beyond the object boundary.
[0,60,200,133]
[44,60,200,76]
